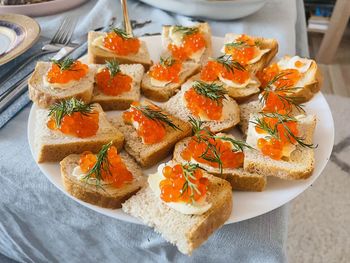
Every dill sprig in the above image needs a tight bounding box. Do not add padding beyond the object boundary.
[112,27,132,39]
[225,39,261,49]
[173,25,198,36]
[132,104,181,131]
[214,55,246,72]
[180,163,201,204]
[82,142,113,188]
[48,98,93,128]
[192,81,227,103]
[160,56,175,67]
[51,58,75,72]
[105,60,121,77]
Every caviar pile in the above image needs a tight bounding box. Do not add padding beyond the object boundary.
[123,102,166,144]
[148,61,182,83]
[224,35,258,65]
[103,31,140,55]
[168,32,206,61]
[95,68,132,96]
[160,164,208,203]
[47,61,88,84]
[79,146,133,188]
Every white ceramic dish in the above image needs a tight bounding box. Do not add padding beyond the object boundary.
[28,35,334,225]
[138,0,267,20]
[0,0,88,17]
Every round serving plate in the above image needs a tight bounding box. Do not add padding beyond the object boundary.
[0,14,40,66]
[0,0,88,17]
[28,35,334,225]
[138,0,267,20]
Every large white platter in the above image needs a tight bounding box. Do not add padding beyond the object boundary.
[28,36,334,224]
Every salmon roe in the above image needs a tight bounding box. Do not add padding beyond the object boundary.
[79,146,133,188]
[148,60,182,83]
[255,116,298,160]
[160,164,209,203]
[200,60,249,84]
[103,31,140,55]
[47,61,88,84]
[181,132,244,169]
[123,102,166,144]
[262,91,293,113]
[95,68,132,96]
[224,35,258,65]
[47,110,99,138]
[184,87,223,120]
[168,32,206,61]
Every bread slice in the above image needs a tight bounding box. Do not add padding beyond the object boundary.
[34,103,124,163]
[122,173,232,255]
[110,106,192,168]
[91,64,144,111]
[173,136,266,191]
[162,23,212,64]
[60,151,146,209]
[222,33,278,73]
[141,61,201,102]
[29,62,95,108]
[88,31,152,69]
[163,80,240,133]
[239,99,262,136]
[244,114,316,180]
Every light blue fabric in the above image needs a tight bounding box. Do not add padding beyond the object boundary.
[0,0,308,262]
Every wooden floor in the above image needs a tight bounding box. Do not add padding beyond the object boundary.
[309,31,350,97]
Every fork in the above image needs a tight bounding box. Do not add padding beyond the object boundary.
[0,16,78,93]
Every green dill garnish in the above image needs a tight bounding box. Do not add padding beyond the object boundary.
[192,81,227,103]
[173,25,198,36]
[51,58,75,72]
[225,39,260,49]
[111,27,132,39]
[214,55,246,72]
[48,98,93,128]
[180,162,201,203]
[105,59,121,77]
[160,56,175,67]
[132,104,181,131]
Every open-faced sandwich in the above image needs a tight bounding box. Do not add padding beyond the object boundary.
[122,161,232,255]
[88,27,152,69]
[162,23,212,64]
[141,56,200,102]
[111,101,192,167]
[29,58,95,108]
[173,117,266,191]
[163,80,240,133]
[91,60,144,110]
[195,55,260,101]
[60,142,145,209]
[222,33,278,73]
[34,98,124,163]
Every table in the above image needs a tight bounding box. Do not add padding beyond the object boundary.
[0,0,307,262]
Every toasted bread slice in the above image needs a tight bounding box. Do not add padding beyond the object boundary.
[110,104,192,168]
[141,61,201,102]
[163,80,240,133]
[122,172,232,255]
[88,31,152,69]
[34,104,124,163]
[173,136,266,191]
[162,23,212,64]
[91,64,144,111]
[244,114,316,180]
[222,33,278,73]
[28,62,95,108]
[60,151,145,209]
[239,99,262,136]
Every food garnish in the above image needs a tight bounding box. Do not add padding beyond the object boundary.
[48,58,88,84]
[224,34,260,64]
[148,56,182,83]
[103,27,140,55]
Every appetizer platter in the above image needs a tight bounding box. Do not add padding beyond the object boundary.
[28,23,334,255]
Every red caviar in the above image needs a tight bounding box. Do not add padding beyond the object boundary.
[224,35,258,65]
[262,92,293,113]
[47,61,88,84]
[181,133,244,169]
[168,32,206,61]
[160,164,209,203]
[47,111,99,138]
[255,116,298,160]
[79,146,133,188]
[95,68,132,96]
[123,102,166,144]
[148,61,182,83]
[103,32,140,55]
[200,60,249,84]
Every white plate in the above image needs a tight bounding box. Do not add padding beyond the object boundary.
[28,36,334,225]
[0,0,88,17]
[138,0,267,20]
